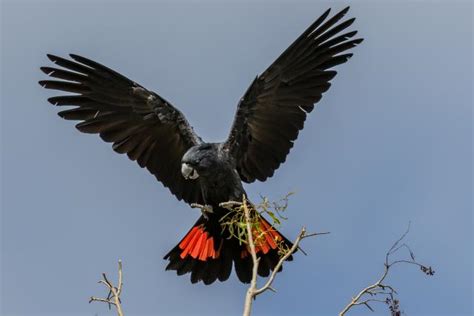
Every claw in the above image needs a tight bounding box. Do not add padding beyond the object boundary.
[191,203,214,220]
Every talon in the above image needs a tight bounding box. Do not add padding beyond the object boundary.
[201,205,213,220]
[191,203,213,220]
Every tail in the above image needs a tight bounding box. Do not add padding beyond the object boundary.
[164,214,294,284]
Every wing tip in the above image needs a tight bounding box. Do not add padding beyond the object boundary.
[322,7,331,17]
[346,17,356,26]
[69,53,83,62]
[46,53,60,63]
[333,6,351,24]
[40,66,54,75]
[47,96,59,105]
[75,121,95,133]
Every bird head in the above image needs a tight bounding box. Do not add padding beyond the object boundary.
[181,143,218,180]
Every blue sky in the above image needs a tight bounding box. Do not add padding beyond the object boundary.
[1,1,472,315]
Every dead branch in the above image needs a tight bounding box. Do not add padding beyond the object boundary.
[339,223,435,316]
[89,259,124,316]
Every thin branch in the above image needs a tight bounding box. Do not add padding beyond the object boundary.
[253,227,306,296]
[339,264,390,316]
[386,222,411,264]
[339,224,434,316]
[90,259,124,316]
[302,231,331,239]
[90,296,117,306]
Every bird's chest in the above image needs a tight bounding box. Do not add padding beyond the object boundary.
[200,167,244,205]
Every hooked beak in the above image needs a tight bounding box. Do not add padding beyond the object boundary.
[181,163,199,180]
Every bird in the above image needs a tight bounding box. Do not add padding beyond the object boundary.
[39,6,362,285]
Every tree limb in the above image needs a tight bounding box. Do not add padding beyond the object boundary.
[237,195,328,316]
[90,259,124,316]
[339,224,435,316]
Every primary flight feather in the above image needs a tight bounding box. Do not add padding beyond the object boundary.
[40,6,362,284]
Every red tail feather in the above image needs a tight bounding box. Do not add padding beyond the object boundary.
[178,225,221,260]
[164,215,293,284]
[240,217,285,258]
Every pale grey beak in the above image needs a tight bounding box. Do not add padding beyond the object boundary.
[181,163,199,180]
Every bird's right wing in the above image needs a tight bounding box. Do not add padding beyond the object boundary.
[223,7,362,183]
[40,54,204,204]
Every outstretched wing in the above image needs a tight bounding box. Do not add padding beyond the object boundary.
[40,54,203,204]
[223,7,363,182]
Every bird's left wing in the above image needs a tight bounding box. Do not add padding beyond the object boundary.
[223,7,363,183]
[40,54,204,204]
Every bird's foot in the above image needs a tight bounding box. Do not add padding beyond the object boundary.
[191,203,214,220]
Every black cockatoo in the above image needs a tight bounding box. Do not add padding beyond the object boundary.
[39,7,362,284]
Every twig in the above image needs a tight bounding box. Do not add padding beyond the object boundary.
[90,260,124,316]
[339,224,434,316]
[253,227,306,296]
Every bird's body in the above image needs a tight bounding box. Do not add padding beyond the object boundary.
[40,7,362,284]
[182,143,245,205]
[165,142,290,284]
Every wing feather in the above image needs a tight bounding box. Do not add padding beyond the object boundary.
[40,54,203,204]
[223,7,363,182]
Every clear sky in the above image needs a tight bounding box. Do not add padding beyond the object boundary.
[1,1,472,316]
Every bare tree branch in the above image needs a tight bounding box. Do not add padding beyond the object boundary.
[225,195,328,316]
[253,227,307,297]
[339,224,435,316]
[85,202,432,316]
[90,259,124,316]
